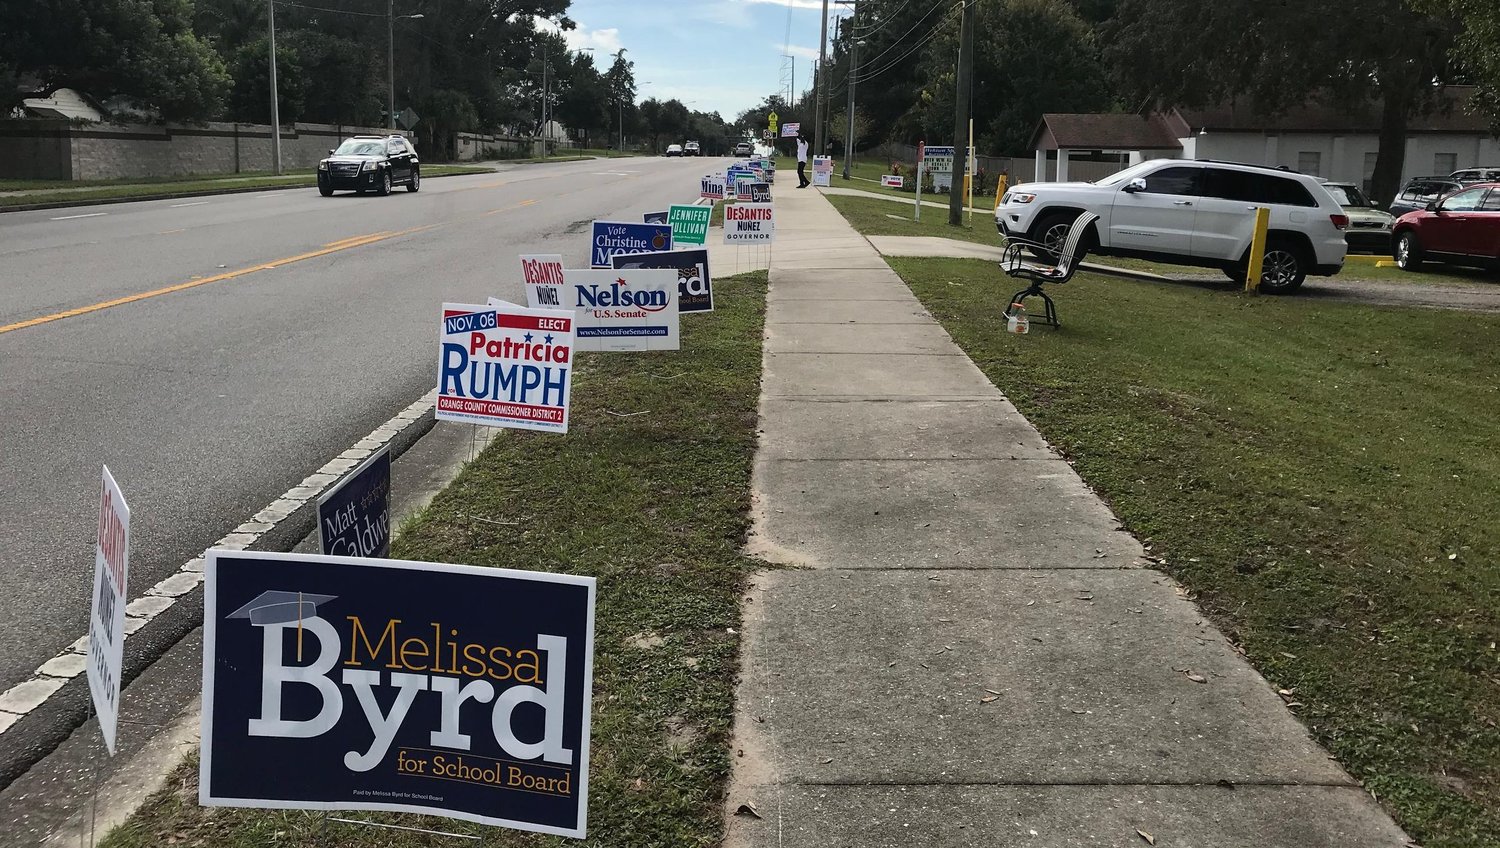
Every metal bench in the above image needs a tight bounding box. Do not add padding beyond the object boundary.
[999,211,1098,329]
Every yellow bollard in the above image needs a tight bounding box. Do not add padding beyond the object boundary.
[1244,207,1271,292]
[994,175,1008,212]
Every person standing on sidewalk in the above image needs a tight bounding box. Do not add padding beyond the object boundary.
[796,132,810,188]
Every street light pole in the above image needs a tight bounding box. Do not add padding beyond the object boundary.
[843,6,861,180]
[813,0,829,159]
[387,0,395,130]
[615,48,628,154]
[267,0,281,174]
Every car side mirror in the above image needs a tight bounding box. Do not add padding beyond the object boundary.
[1426,202,1439,213]
[1370,200,1380,208]
[1124,178,1147,193]
[328,149,335,155]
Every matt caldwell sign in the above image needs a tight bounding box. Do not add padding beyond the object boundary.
[590,221,672,268]
[199,550,597,838]
[317,447,391,559]
[437,302,576,433]
[88,465,130,754]
[724,203,775,244]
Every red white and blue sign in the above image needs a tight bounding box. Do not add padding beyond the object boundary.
[437,302,576,433]
[199,550,596,838]
[590,221,672,269]
[513,268,679,352]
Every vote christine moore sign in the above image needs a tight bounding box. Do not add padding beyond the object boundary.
[199,550,597,838]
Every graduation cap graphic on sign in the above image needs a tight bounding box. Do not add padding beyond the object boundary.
[228,591,337,626]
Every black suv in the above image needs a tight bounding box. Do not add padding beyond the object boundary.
[317,135,420,196]
[1389,176,1460,218]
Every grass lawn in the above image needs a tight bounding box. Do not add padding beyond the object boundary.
[827,194,1498,289]
[879,255,1500,847]
[0,165,495,208]
[99,271,769,848]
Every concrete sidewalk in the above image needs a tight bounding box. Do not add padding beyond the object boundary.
[724,188,1410,845]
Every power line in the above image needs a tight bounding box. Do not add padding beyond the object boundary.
[852,0,915,38]
[849,0,950,75]
[852,1,961,84]
[273,0,387,17]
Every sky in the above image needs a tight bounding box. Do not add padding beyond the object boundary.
[545,0,845,120]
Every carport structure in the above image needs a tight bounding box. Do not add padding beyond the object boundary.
[1031,113,1182,182]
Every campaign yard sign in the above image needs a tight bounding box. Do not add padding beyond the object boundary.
[643,210,668,225]
[812,156,833,187]
[780,122,800,138]
[750,182,771,203]
[700,175,726,200]
[520,254,567,309]
[88,465,130,754]
[559,269,680,352]
[724,203,774,244]
[437,302,576,434]
[317,447,391,559]
[734,178,754,201]
[881,175,905,188]
[590,221,672,268]
[667,204,711,246]
[611,248,713,313]
[200,550,596,838]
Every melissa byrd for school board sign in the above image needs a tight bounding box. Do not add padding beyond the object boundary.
[199,550,597,838]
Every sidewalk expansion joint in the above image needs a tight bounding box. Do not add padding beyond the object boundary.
[764,397,1009,404]
[821,565,1144,572]
[765,457,1062,462]
[767,351,966,357]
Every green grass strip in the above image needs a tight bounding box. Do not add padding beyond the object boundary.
[883,254,1500,848]
[100,271,769,848]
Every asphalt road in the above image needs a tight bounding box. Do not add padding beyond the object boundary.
[0,155,718,695]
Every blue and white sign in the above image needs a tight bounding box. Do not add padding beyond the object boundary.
[511,268,680,352]
[590,221,673,268]
[199,550,596,838]
[611,248,714,314]
[316,447,391,559]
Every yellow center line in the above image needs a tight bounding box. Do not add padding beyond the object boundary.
[0,224,436,336]
[323,232,392,249]
[485,199,537,216]
[158,228,186,235]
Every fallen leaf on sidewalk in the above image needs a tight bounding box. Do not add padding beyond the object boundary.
[980,696,998,704]
[734,803,762,819]
[820,757,834,764]
[1184,672,1207,683]
[1136,828,1156,845]
[984,688,1002,695]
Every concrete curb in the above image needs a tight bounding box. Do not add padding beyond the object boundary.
[0,169,494,214]
[0,392,439,790]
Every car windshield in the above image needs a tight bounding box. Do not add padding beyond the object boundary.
[334,140,384,156]
[1324,184,1370,207]
[1093,161,1160,187]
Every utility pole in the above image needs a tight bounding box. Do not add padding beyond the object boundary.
[948,0,975,226]
[387,0,395,130]
[813,0,830,159]
[541,49,549,159]
[616,48,628,152]
[842,0,860,180]
[267,0,281,174]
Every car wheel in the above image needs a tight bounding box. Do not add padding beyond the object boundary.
[375,170,392,196]
[406,167,420,193]
[1395,231,1424,272]
[1257,239,1307,294]
[1028,212,1078,262]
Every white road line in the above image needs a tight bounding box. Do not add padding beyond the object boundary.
[169,201,210,208]
[0,389,439,733]
[49,212,107,221]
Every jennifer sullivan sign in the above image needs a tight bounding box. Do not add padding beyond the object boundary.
[590,221,672,268]
[724,203,774,244]
[88,465,130,753]
[199,550,596,838]
[437,302,576,433]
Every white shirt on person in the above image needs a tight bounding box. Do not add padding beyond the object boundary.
[797,139,809,163]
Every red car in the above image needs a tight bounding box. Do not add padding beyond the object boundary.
[1392,181,1500,272]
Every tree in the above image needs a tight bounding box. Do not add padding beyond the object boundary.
[0,0,230,120]
[1417,0,1500,126]
[603,50,635,148]
[1102,0,1460,203]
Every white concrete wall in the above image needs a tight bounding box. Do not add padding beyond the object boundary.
[1195,131,1500,185]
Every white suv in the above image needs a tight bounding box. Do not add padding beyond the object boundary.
[996,159,1349,293]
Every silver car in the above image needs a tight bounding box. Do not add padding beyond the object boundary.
[1322,181,1394,254]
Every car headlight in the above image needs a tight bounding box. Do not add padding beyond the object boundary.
[361,160,373,172]
[1008,192,1036,204]
[318,161,327,170]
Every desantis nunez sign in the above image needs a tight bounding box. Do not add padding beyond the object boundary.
[437,302,576,433]
[200,551,597,838]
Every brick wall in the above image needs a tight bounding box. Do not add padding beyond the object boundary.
[0,120,406,181]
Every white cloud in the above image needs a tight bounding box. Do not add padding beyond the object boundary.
[783,44,820,60]
[533,18,623,56]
